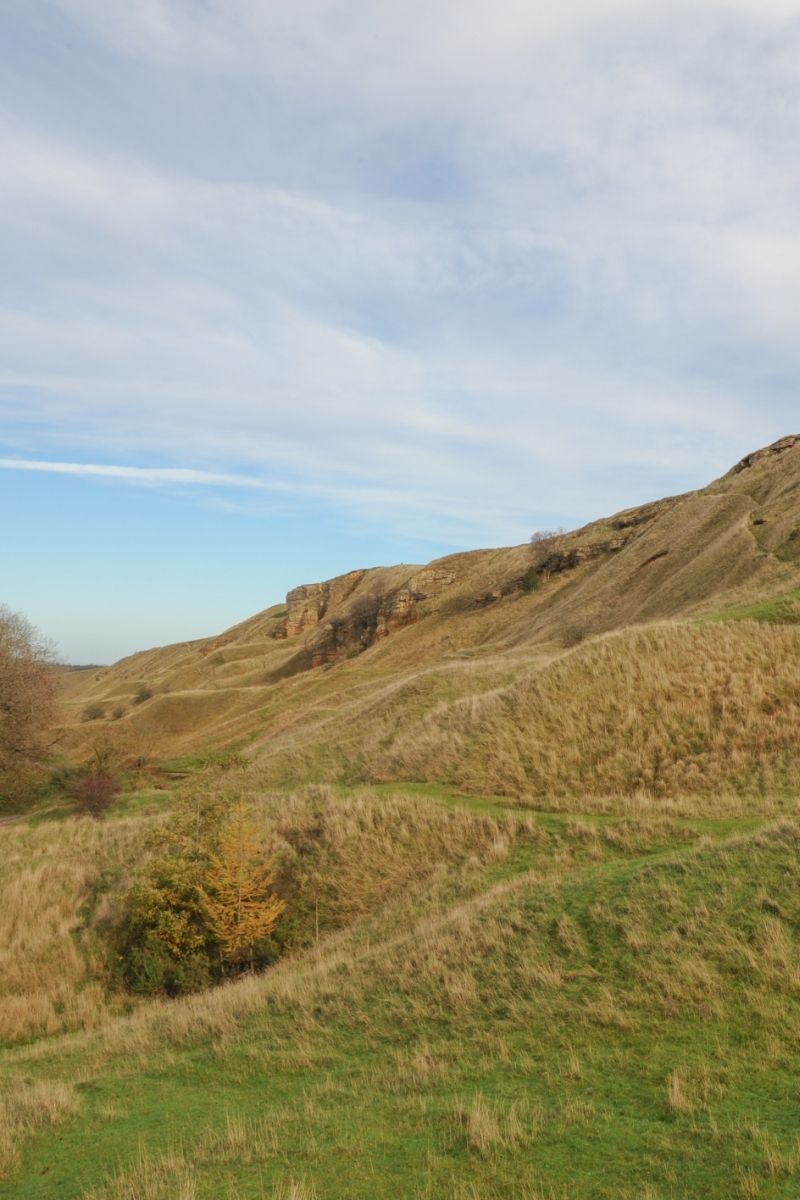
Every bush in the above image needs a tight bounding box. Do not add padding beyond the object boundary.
[120,939,213,997]
[82,702,106,722]
[111,705,125,720]
[530,528,565,545]
[132,685,153,705]
[73,771,119,818]
[112,795,284,995]
[521,565,540,594]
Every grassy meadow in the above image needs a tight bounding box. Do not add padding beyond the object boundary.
[2,769,800,1198]
[6,443,800,1196]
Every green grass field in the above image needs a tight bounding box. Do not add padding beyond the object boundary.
[2,780,799,1200]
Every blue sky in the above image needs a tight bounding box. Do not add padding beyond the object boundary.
[1,0,799,662]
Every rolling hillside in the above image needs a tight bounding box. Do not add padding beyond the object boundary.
[60,434,800,798]
[4,436,800,1199]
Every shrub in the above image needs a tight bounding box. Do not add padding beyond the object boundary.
[530,528,565,544]
[73,770,120,818]
[132,685,153,705]
[111,705,125,720]
[113,793,284,995]
[82,702,106,722]
[521,565,540,594]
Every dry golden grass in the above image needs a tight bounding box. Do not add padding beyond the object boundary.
[81,1110,318,1199]
[260,784,525,935]
[368,622,800,803]
[0,786,528,1058]
[457,1094,541,1154]
[0,814,161,1043]
[2,813,799,1194]
[52,436,800,794]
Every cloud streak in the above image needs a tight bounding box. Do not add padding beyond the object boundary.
[0,458,273,489]
[1,1,799,549]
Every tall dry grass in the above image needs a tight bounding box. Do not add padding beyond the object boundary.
[0,814,159,1043]
[367,622,800,803]
[0,787,526,1050]
[4,811,798,1192]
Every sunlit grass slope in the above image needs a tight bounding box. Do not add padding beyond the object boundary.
[8,435,800,1199]
[57,437,800,782]
[365,621,800,802]
[2,799,799,1198]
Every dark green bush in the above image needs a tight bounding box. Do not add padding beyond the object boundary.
[521,565,540,594]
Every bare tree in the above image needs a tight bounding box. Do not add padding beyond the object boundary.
[0,606,57,807]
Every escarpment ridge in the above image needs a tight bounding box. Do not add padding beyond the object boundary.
[59,435,800,770]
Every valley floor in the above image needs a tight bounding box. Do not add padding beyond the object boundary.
[2,780,800,1199]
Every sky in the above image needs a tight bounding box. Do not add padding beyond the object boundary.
[2,1,799,663]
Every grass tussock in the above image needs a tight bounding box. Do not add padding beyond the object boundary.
[368,622,800,802]
[0,1078,78,1175]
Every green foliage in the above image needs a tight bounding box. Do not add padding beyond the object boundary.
[520,565,540,594]
[710,588,800,625]
[8,807,800,1199]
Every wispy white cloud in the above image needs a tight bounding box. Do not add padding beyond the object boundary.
[1,0,798,549]
[0,458,272,489]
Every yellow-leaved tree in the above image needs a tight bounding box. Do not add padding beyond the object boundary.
[202,798,286,970]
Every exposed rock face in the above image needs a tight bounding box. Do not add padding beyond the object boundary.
[373,566,459,640]
[280,561,467,659]
[284,570,367,636]
[727,435,800,476]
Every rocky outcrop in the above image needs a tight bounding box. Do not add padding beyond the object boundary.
[268,557,479,672]
[284,570,367,636]
[727,435,800,477]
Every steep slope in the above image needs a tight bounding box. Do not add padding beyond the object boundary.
[59,435,800,780]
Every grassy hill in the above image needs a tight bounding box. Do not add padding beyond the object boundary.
[57,434,800,782]
[4,435,800,1197]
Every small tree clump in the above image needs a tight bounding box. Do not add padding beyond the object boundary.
[73,770,120,818]
[530,528,565,545]
[114,792,285,995]
[132,685,153,705]
[82,702,106,722]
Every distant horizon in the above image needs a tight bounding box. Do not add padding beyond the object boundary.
[3,2,800,660]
